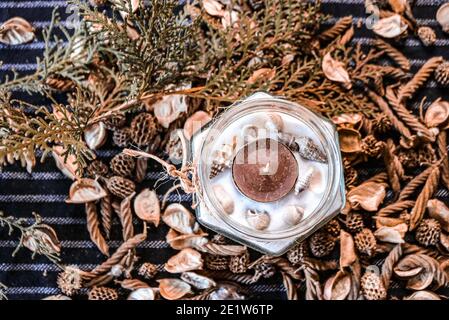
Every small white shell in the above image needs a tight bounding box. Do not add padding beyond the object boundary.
[294,167,314,195]
[84,121,107,150]
[162,204,195,234]
[212,184,234,214]
[282,205,304,226]
[246,209,270,230]
[181,272,216,290]
[264,113,284,132]
[437,3,449,33]
[127,288,155,300]
[165,248,203,273]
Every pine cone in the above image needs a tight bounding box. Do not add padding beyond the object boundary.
[104,114,126,131]
[324,219,341,238]
[286,241,308,265]
[138,262,158,280]
[205,254,229,271]
[361,270,387,300]
[252,262,276,279]
[345,212,364,234]
[354,228,377,257]
[110,153,136,177]
[209,162,226,179]
[106,176,136,198]
[417,26,436,46]
[88,286,118,300]
[372,114,392,135]
[435,61,449,86]
[361,135,384,158]
[415,218,441,247]
[228,251,250,273]
[309,231,336,258]
[86,160,109,178]
[130,113,158,147]
[112,127,131,148]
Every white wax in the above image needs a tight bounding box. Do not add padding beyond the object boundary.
[209,111,329,232]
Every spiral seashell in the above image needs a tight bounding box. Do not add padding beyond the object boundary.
[294,167,314,195]
[278,132,299,152]
[246,209,271,230]
[264,113,284,132]
[212,184,234,214]
[242,125,259,143]
[296,136,327,163]
[282,205,304,226]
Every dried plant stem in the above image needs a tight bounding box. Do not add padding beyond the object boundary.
[85,202,109,256]
[374,39,410,71]
[383,139,401,196]
[366,172,389,184]
[338,26,354,46]
[100,193,112,239]
[119,193,135,241]
[304,267,323,300]
[376,200,415,217]
[410,164,440,230]
[135,157,148,183]
[84,273,114,288]
[437,131,449,190]
[318,16,353,42]
[381,244,403,291]
[281,272,298,300]
[398,165,434,201]
[198,270,257,285]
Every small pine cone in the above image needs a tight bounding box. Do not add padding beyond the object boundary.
[110,153,136,177]
[435,61,449,86]
[345,212,364,234]
[130,113,158,147]
[138,262,158,280]
[417,26,436,46]
[112,127,131,148]
[209,162,226,179]
[354,228,377,257]
[286,241,308,265]
[309,231,336,258]
[372,114,392,135]
[253,262,276,279]
[415,218,441,247]
[344,164,358,188]
[228,251,250,274]
[361,135,384,158]
[211,234,228,245]
[103,114,126,131]
[88,286,118,300]
[86,160,109,178]
[205,254,229,271]
[324,219,341,238]
[361,270,387,300]
[106,176,136,198]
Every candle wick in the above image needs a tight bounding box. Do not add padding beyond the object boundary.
[261,162,270,175]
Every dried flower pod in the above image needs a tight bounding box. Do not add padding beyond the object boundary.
[331,113,363,128]
[415,219,441,247]
[246,209,270,231]
[372,14,407,38]
[84,122,107,150]
[437,3,449,34]
[338,127,362,154]
[354,228,377,256]
[347,181,386,212]
[228,251,250,274]
[127,288,155,300]
[340,230,357,268]
[286,242,308,265]
[66,178,107,203]
[282,205,304,226]
[163,203,195,234]
[57,266,83,296]
[374,224,407,244]
[212,185,234,214]
[294,167,314,195]
[134,188,160,226]
[103,114,126,130]
[86,160,109,178]
[165,248,204,273]
[23,224,61,255]
[296,136,327,163]
[404,291,441,300]
[106,176,136,199]
[417,26,436,46]
[435,61,449,86]
[322,52,351,89]
[361,269,387,300]
[153,94,188,128]
[112,127,132,147]
[323,270,351,300]
[309,231,336,258]
[345,212,364,234]
[324,219,341,238]
[88,287,118,300]
[138,262,158,280]
[427,199,449,232]
[130,113,158,147]
[372,114,392,134]
[158,278,192,300]
[181,272,216,290]
[110,153,136,178]
[52,146,79,180]
[0,17,35,45]
[184,111,212,140]
[247,68,276,84]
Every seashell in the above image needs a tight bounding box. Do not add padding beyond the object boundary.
[296,136,327,163]
[221,10,240,30]
[437,3,449,34]
[158,278,192,300]
[0,17,35,45]
[394,254,440,290]
[246,209,270,231]
[374,224,407,244]
[294,167,314,195]
[424,99,449,128]
[427,199,449,232]
[207,282,247,300]
[212,184,234,214]
[278,132,299,152]
[127,288,155,300]
[183,111,212,140]
[347,181,387,212]
[323,270,351,300]
[66,178,107,203]
[264,113,284,132]
[242,124,259,143]
[331,113,363,128]
[84,122,107,150]
[338,127,362,154]
[210,136,238,177]
[163,204,195,234]
[42,295,72,300]
[153,94,188,129]
[164,248,204,273]
[166,228,209,250]
[282,205,304,226]
[340,230,357,268]
[181,272,216,290]
[404,291,441,300]
[322,52,352,89]
[52,146,79,180]
[372,14,408,39]
[134,188,160,226]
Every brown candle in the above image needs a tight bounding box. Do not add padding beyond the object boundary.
[232,138,298,202]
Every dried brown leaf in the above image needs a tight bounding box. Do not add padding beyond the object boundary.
[66,178,107,204]
[134,188,160,226]
[340,230,357,268]
[323,270,351,300]
[347,181,387,211]
[372,15,407,38]
[322,53,351,88]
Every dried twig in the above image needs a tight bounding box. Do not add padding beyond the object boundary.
[100,193,112,239]
[374,39,410,71]
[381,244,403,291]
[119,193,135,241]
[85,202,109,256]
[319,16,353,42]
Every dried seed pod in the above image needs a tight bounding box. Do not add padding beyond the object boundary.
[66,178,107,204]
[166,229,209,250]
[338,127,362,154]
[153,94,188,128]
[282,205,304,226]
[354,228,377,257]
[165,248,204,273]
[205,254,229,271]
[296,136,327,163]
[23,224,61,256]
[127,288,155,300]
[86,160,109,178]
[228,251,250,274]
[112,127,132,147]
[158,279,192,300]
[361,269,387,300]
[106,176,136,199]
[415,218,441,247]
[184,111,212,140]
[322,52,351,88]
[424,99,449,128]
[286,242,308,265]
[437,3,449,34]
[427,199,449,232]
[323,270,351,300]
[347,181,386,212]
[163,204,195,234]
[84,122,107,150]
[345,212,364,234]
[57,266,83,296]
[324,219,341,238]
[252,261,276,280]
[246,209,270,231]
[435,61,449,86]
[88,287,118,300]
[212,185,234,214]
[294,167,314,195]
[372,114,392,134]
[130,113,158,147]
[181,272,216,290]
[372,14,407,38]
[374,224,407,244]
[0,17,35,45]
[340,230,357,268]
[103,114,126,130]
[138,262,158,280]
[331,113,363,128]
[417,26,436,46]
[110,153,136,177]
[134,188,160,226]
[309,231,336,258]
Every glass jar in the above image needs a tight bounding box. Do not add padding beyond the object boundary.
[190,93,345,255]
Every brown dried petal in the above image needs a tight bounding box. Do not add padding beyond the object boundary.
[424,99,449,128]
[394,254,441,290]
[134,188,160,226]
[374,224,407,244]
[347,181,386,212]
[52,146,79,180]
[340,230,357,268]
[164,248,203,273]
[84,122,107,150]
[338,128,362,154]
[158,278,192,300]
[322,53,351,88]
[0,17,35,45]
[166,228,209,250]
[66,178,107,204]
[331,113,363,128]
[427,199,449,232]
[202,0,225,17]
[323,270,351,300]
[23,224,61,255]
[404,291,441,300]
[372,15,408,38]
[163,204,196,234]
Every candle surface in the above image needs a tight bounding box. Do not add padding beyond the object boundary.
[232,138,298,202]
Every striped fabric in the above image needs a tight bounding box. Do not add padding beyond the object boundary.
[1,0,449,300]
